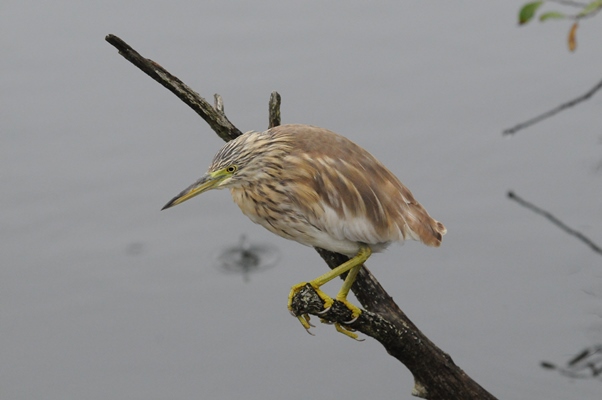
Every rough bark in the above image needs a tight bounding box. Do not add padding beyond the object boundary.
[106,34,498,400]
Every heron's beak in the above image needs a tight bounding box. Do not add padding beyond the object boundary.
[161,173,223,210]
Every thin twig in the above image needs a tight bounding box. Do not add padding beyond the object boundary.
[105,34,242,142]
[214,94,224,114]
[548,0,589,7]
[268,91,282,129]
[508,191,602,256]
[503,77,602,135]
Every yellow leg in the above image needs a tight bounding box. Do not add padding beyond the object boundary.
[308,246,371,288]
[335,262,364,319]
[287,246,372,337]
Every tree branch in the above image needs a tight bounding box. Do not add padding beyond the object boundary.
[503,76,602,135]
[304,249,497,399]
[508,191,602,256]
[105,34,242,142]
[106,33,497,399]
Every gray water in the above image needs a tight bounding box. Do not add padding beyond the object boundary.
[2,1,602,399]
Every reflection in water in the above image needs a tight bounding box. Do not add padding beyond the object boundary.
[213,235,280,282]
[541,345,602,380]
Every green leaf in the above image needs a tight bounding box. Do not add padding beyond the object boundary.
[519,1,543,25]
[539,11,566,22]
[578,0,602,17]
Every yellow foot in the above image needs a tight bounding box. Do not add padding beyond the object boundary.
[288,282,334,335]
[334,323,363,341]
[288,282,334,312]
[288,282,364,340]
[335,296,362,323]
[331,297,363,340]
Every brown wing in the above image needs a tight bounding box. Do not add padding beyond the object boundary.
[275,124,445,247]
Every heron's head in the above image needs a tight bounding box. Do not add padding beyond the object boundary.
[161,130,291,210]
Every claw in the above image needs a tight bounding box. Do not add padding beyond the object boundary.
[334,323,364,341]
[316,306,331,315]
[336,297,362,319]
[297,315,315,335]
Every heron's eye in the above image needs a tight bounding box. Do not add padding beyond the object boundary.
[226,165,238,173]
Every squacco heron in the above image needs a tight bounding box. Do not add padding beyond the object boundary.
[162,124,445,339]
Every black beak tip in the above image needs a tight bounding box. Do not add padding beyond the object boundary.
[161,199,175,211]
